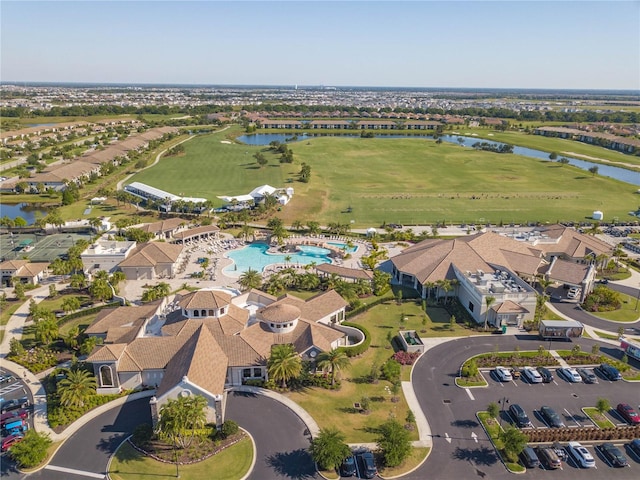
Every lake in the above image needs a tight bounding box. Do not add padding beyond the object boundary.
[0,203,48,225]
[236,133,640,186]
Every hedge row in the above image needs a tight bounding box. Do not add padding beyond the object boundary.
[526,425,640,443]
[58,301,120,326]
[339,322,371,357]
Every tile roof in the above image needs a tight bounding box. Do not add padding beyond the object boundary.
[85,303,159,339]
[278,290,349,322]
[119,242,183,268]
[86,343,127,363]
[547,258,592,285]
[178,290,233,310]
[156,324,228,397]
[172,225,220,240]
[258,303,301,324]
[493,300,529,313]
[0,260,49,277]
[138,217,186,234]
[315,264,374,280]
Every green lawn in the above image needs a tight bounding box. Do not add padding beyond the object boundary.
[583,407,616,429]
[587,292,640,322]
[109,438,253,480]
[59,313,98,336]
[36,294,91,313]
[0,299,26,326]
[287,299,472,443]
[128,128,639,227]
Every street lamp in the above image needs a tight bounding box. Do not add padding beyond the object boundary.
[498,397,509,426]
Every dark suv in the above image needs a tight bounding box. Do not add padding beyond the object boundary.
[357,451,377,479]
[509,404,532,428]
[340,455,356,477]
[0,397,30,414]
[540,406,565,428]
[597,363,622,381]
[536,366,553,383]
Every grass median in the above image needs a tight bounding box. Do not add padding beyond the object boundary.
[109,438,253,480]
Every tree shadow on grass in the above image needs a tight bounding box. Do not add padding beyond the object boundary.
[265,448,316,479]
[452,446,499,467]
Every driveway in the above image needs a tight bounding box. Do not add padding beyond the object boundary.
[3,392,317,480]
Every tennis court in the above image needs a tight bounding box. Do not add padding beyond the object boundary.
[0,231,93,262]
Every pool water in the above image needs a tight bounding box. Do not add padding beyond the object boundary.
[327,241,358,253]
[223,243,331,276]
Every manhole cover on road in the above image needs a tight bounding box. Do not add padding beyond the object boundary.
[443,399,452,404]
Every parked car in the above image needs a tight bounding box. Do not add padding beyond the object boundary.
[597,363,622,381]
[340,455,357,477]
[567,441,596,468]
[559,367,582,383]
[509,368,521,380]
[356,451,377,479]
[540,406,565,428]
[2,419,28,436]
[536,447,562,470]
[493,366,512,382]
[628,439,640,458]
[520,446,540,468]
[616,403,640,425]
[567,287,581,299]
[0,409,28,427]
[551,442,568,461]
[536,366,553,383]
[0,433,24,452]
[577,368,598,384]
[509,404,532,428]
[0,374,16,385]
[522,366,543,383]
[0,396,29,414]
[598,442,628,467]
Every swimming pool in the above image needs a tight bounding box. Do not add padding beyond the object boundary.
[223,243,332,276]
[327,241,358,253]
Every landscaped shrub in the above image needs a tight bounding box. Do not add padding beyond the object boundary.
[392,351,421,365]
[338,322,371,357]
[57,301,120,326]
[220,420,239,439]
[9,345,57,372]
[582,286,622,312]
[381,358,401,382]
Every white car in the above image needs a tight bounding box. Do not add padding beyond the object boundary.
[567,287,581,299]
[494,366,512,382]
[560,367,582,383]
[522,366,543,384]
[567,441,595,468]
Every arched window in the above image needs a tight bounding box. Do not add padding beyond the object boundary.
[193,310,199,317]
[100,365,114,387]
[201,309,206,317]
[208,310,214,317]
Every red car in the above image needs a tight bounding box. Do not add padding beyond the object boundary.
[616,403,640,425]
[0,409,28,427]
[1,433,24,452]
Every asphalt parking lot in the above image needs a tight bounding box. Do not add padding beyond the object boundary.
[477,366,640,477]
[0,367,33,458]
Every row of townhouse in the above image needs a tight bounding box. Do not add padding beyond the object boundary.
[4,127,178,192]
[534,126,640,154]
[258,119,444,130]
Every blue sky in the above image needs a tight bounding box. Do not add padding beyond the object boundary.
[1,1,638,89]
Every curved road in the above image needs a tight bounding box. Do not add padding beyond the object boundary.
[5,392,316,480]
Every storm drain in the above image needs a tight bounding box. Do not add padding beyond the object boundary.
[443,399,452,404]
[572,393,579,398]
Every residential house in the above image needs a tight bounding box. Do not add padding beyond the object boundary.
[118,242,184,280]
[0,259,49,287]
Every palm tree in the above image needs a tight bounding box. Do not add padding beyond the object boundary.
[158,395,208,449]
[239,268,262,291]
[484,296,496,331]
[58,369,97,407]
[268,344,302,389]
[316,349,351,387]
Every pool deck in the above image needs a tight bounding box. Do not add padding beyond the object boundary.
[120,234,374,303]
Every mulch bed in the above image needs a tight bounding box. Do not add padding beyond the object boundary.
[130,432,246,465]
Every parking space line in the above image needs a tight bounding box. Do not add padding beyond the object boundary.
[44,465,105,479]
[465,388,475,400]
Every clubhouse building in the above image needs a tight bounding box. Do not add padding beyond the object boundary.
[86,288,352,427]
[391,225,611,328]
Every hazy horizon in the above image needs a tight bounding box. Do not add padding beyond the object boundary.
[1,1,638,90]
